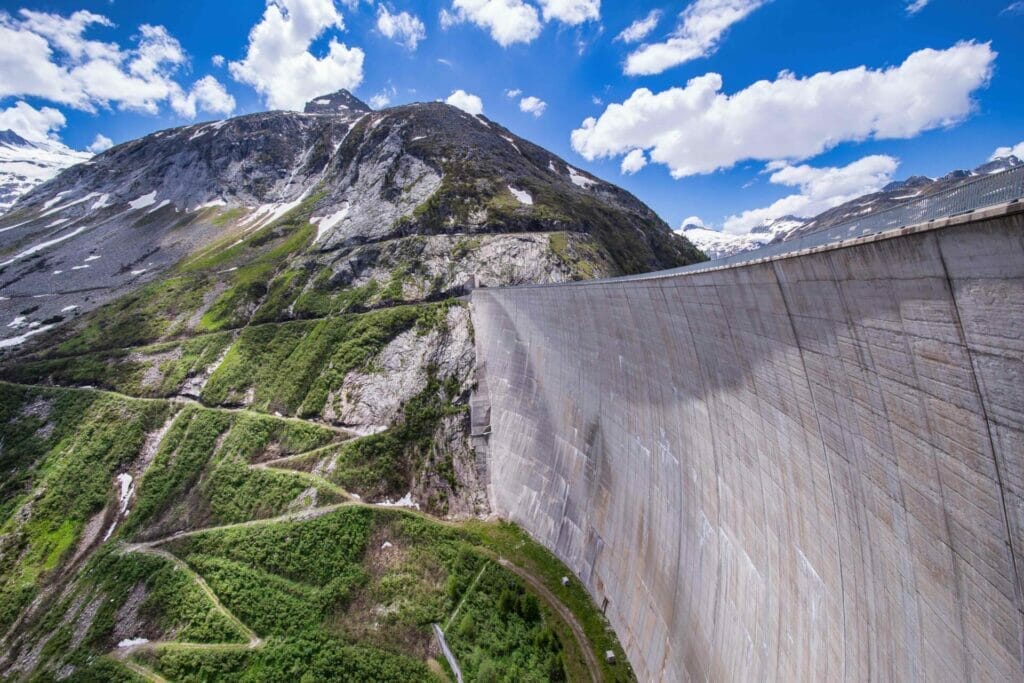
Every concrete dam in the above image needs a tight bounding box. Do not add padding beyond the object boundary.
[470,174,1024,680]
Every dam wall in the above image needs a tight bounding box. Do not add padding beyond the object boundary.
[470,203,1024,680]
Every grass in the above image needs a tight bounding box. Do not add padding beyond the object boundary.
[0,384,633,682]
[141,636,437,682]
[125,407,342,537]
[444,561,567,682]
[465,520,636,682]
[0,122,651,679]
[0,384,172,634]
[548,231,614,280]
[199,304,447,419]
[0,332,235,398]
[211,207,247,227]
[52,274,213,356]
[197,221,317,332]
[144,507,575,682]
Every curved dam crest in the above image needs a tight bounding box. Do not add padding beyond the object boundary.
[470,204,1024,680]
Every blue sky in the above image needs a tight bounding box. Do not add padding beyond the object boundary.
[1,0,1022,234]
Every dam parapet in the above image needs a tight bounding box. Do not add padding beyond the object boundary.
[471,194,1024,680]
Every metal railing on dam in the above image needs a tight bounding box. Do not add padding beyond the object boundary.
[470,192,1024,680]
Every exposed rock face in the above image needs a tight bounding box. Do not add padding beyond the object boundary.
[304,89,374,115]
[0,90,701,343]
[0,89,705,526]
[328,305,474,434]
[784,154,1022,240]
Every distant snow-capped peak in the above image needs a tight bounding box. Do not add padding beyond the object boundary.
[679,215,806,260]
[683,154,1024,261]
[0,130,91,214]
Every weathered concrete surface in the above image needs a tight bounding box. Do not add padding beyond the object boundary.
[471,204,1024,681]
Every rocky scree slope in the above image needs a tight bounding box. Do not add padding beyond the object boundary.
[0,88,702,341]
[0,90,694,680]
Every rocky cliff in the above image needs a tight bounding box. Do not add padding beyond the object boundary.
[0,90,701,344]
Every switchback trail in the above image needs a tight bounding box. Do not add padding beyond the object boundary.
[0,382,601,681]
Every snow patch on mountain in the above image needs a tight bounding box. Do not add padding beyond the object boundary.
[508,185,533,205]
[0,131,90,214]
[681,217,805,260]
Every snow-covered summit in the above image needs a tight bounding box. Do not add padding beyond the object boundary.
[680,216,804,260]
[0,130,91,214]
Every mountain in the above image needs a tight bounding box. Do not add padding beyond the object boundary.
[0,90,692,680]
[685,154,1023,260]
[0,91,702,345]
[681,216,804,260]
[782,154,1021,240]
[0,130,91,214]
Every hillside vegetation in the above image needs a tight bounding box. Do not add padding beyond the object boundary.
[0,91,707,681]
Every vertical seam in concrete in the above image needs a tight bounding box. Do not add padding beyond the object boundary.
[711,272,800,681]
[771,260,849,682]
[675,281,726,682]
[654,285,688,678]
[934,231,1024,668]
[824,253,929,680]
[889,236,974,680]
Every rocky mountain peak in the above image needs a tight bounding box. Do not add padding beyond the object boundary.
[882,175,933,192]
[973,155,1021,175]
[750,215,803,235]
[0,130,32,148]
[0,92,703,347]
[304,89,373,115]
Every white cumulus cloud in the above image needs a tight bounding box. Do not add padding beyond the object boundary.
[443,0,596,45]
[446,89,484,115]
[229,0,364,111]
[572,42,996,178]
[625,0,768,75]
[620,148,647,174]
[444,0,542,47]
[723,155,899,233]
[681,215,704,228]
[616,9,661,43]
[0,9,233,119]
[170,75,236,119]
[369,85,396,109]
[991,141,1024,160]
[537,0,601,25]
[519,95,546,116]
[0,101,66,142]
[211,54,225,67]
[86,133,113,153]
[505,88,522,98]
[377,6,426,50]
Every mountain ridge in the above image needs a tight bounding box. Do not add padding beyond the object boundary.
[0,89,702,345]
[683,153,1023,259]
